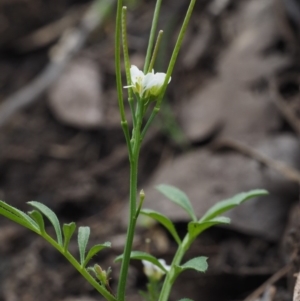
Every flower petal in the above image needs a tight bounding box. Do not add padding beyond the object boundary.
[130,65,144,85]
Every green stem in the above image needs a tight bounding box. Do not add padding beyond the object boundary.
[121,120,133,160]
[144,0,163,73]
[141,106,160,140]
[117,102,144,300]
[115,0,126,123]
[148,30,164,73]
[158,235,191,301]
[142,0,196,140]
[42,233,117,301]
[122,6,132,98]
[122,6,136,128]
[156,0,197,109]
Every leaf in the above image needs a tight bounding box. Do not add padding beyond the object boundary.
[140,209,181,245]
[0,201,39,232]
[78,226,90,266]
[63,222,76,251]
[188,217,230,239]
[178,299,194,301]
[28,201,63,246]
[200,189,268,222]
[175,257,208,275]
[28,210,45,233]
[115,251,168,273]
[83,242,111,267]
[156,184,197,221]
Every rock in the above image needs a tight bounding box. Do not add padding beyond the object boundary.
[48,58,104,129]
[180,0,289,142]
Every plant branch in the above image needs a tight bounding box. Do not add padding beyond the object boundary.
[42,233,117,301]
[156,0,196,109]
[144,0,163,73]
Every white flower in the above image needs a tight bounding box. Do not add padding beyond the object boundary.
[142,259,171,281]
[124,65,170,98]
[144,72,170,97]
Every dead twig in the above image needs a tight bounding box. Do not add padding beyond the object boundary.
[214,138,300,184]
[270,77,300,137]
[243,265,291,301]
[0,0,115,128]
[12,5,88,52]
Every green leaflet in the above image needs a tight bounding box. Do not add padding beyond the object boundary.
[78,226,90,266]
[115,251,169,273]
[156,184,197,221]
[28,210,45,234]
[174,257,208,275]
[140,209,181,244]
[188,217,230,239]
[200,189,268,222]
[28,201,63,246]
[63,222,76,251]
[83,242,111,267]
[0,201,39,232]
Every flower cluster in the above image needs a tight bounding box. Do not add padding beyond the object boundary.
[142,259,171,281]
[124,65,171,98]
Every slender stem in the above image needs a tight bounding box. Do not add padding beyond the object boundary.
[122,6,136,128]
[143,0,196,141]
[42,233,117,301]
[117,102,144,300]
[148,30,164,73]
[122,6,132,98]
[121,120,133,160]
[115,0,126,123]
[141,106,160,140]
[117,157,139,300]
[156,0,196,109]
[143,0,163,73]
[158,235,191,301]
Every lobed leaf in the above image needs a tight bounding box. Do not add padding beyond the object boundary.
[174,257,208,275]
[63,222,76,251]
[188,217,230,239]
[0,201,39,232]
[140,209,181,244]
[78,226,90,266]
[115,251,168,273]
[28,201,63,246]
[156,184,197,221]
[83,242,111,267]
[200,189,268,222]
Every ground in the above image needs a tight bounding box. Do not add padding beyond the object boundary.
[0,0,300,300]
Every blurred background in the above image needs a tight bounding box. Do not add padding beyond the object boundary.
[0,0,300,300]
